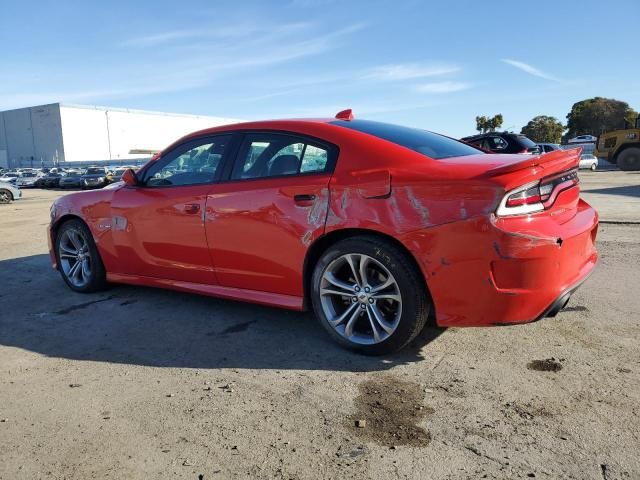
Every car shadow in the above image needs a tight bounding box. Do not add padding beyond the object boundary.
[0,254,444,372]
[582,185,640,198]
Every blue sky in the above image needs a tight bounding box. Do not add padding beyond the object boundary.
[1,0,639,137]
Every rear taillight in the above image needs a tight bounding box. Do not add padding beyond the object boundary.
[497,169,579,216]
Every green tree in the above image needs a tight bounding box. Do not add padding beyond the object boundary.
[488,114,503,132]
[521,115,565,143]
[475,114,504,133]
[566,97,638,137]
[475,116,488,133]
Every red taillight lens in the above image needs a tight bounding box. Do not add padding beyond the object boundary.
[505,186,542,207]
[497,168,579,216]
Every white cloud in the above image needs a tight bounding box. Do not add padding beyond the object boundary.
[363,63,461,81]
[0,21,366,111]
[414,81,471,93]
[119,22,312,48]
[500,59,558,81]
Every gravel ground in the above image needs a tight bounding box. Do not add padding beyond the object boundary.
[0,179,638,480]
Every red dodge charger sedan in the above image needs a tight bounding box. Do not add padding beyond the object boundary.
[48,110,598,354]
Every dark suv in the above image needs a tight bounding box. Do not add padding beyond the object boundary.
[461,132,540,154]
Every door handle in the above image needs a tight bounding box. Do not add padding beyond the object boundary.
[184,203,200,214]
[294,194,316,204]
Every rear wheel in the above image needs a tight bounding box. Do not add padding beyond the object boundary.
[590,163,597,171]
[311,236,430,355]
[0,189,12,204]
[55,219,107,293]
[617,147,640,171]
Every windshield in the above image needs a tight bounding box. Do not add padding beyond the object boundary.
[331,120,482,159]
[85,168,104,174]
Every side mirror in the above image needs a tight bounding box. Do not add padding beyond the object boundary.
[122,168,138,186]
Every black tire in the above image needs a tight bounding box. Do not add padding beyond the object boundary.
[617,147,640,171]
[0,189,12,204]
[55,219,108,293]
[311,236,430,355]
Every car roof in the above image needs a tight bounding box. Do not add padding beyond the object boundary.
[156,117,353,154]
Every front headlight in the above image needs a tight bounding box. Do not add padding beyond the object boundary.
[98,177,104,182]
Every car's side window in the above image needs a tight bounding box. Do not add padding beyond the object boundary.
[143,135,231,187]
[300,144,328,172]
[488,136,508,150]
[231,134,330,180]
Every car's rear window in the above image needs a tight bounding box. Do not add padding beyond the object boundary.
[514,135,537,148]
[331,120,482,159]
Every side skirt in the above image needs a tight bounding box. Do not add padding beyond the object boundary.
[106,273,304,311]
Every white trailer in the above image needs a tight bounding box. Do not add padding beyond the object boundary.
[0,103,240,168]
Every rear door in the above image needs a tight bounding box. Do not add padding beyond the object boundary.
[204,132,337,297]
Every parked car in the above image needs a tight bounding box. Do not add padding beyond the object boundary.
[0,181,22,203]
[461,132,540,154]
[34,175,49,188]
[110,167,129,181]
[0,171,19,184]
[579,154,598,171]
[81,167,112,189]
[16,171,39,188]
[48,112,598,354]
[537,143,563,154]
[59,170,85,189]
[568,135,597,144]
[43,172,64,188]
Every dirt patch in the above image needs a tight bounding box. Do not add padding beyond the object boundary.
[348,376,432,447]
[527,358,564,372]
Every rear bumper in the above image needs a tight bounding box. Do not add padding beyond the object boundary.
[404,198,599,327]
[505,267,594,325]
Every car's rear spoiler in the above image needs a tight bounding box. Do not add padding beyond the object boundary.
[481,147,582,177]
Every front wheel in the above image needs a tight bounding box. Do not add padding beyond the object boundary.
[55,219,107,292]
[0,189,12,204]
[590,163,597,171]
[311,237,430,355]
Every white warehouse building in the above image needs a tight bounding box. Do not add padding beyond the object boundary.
[0,103,240,169]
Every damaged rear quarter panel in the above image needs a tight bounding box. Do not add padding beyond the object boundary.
[325,139,504,235]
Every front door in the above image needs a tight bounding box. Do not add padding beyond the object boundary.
[110,134,232,284]
[205,132,337,297]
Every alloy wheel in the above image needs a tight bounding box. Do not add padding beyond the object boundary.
[319,253,402,345]
[58,228,92,288]
[0,190,11,204]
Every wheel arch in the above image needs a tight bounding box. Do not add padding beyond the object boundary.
[51,214,88,238]
[302,228,433,316]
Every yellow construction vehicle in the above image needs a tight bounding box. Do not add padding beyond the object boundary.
[594,115,640,170]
